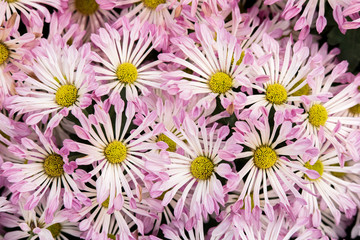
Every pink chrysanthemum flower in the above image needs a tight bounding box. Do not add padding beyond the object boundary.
[63,0,119,41]
[0,0,62,22]
[0,15,35,95]
[68,177,152,240]
[294,141,360,226]
[298,62,360,163]
[244,34,314,121]
[219,108,320,221]
[1,126,88,223]
[211,207,322,240]
[91,18,163,100]
[8,39,96,126]
[150,115,237,226]
[64,93,163,210]
[159,23,250,111]
[4,193,81,240]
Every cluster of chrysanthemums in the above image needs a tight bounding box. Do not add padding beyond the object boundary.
[1,0,360,239]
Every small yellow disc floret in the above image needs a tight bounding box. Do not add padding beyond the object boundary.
[156,134,176,152]
[208,72,233,94]
[190,156,214,180]
[101,197,110,208]
[253,146,277,169]
[142,0,166,9]
[0,43,9,65]
[290,79,310,96]
[75,0,99,15]
[55,85,78,107]
[304,160,324,181]
[116,63,138,84]
[308,104,328,127]
[349,104,360,115]
[47,223,62,238]
[104,140,127,164]
[43,154,64,178]
[265,83,288,105]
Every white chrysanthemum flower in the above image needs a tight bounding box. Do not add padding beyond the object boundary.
[68,176,152,240]
[91,18,163,100]
[4,194,81,240]
[64,93,164,211]
[8,39,96,126]
[64,0,119,41]
[159,23,250,110]
[220,108,320,221]
[294,141,360,227]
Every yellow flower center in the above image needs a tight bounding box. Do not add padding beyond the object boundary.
[304,160,324,181]
[253,146,277,169]
[208,72,233,94]
[47,223,62,238]
[108,234,116,240]
[116,63,138,84]
[0,43,9,65]
[74,0,99,15]
[101,197,110,208]
[55,85,78,108]
[265,83,288,105]
[330,163,347,178]
[290,79,310,96]
[156,134,176,152]
[349,104,360,115]
[43,154,64,178]
[190,156,214,180]
[308,104,328,127]
[5,0,17,3]
[142,0,166,9]
[104,141,127,164]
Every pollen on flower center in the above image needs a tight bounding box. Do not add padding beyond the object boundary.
[190,156,214,180]
[47,223,62,238]
[104,140,127,164]
[290,78,310,96]
[208,72,233,94]
[253,146,277,169]
[116,63,138,84]
[349,104,360,115]
[55,84,78,107]
[304,160,323,181]
[265,83,288,105]
[308,104,328,127]
[142,0,166,9]
[43,154,64,178]
[156,134,176,152]
[5,0,17,3]
[0,43,9,65]
[75,0,99,15]
[101,197,110,208]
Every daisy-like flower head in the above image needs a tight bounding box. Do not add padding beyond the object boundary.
[64,92,164,211]
[210,206,322,240]
[68,176,152,240]
[219,107,320,221]
[244,34,315,121]
[0,14,35,95]
[4,193,81,240]
[8,38,96,126]
[298,62,360,162]
[64,0,119,41]
[294,140,360,227]
[159,23,250,111]
[1,126,88,224]
[149,115,237,226]
[91,18,163,100]
[0,0,62,23]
